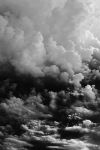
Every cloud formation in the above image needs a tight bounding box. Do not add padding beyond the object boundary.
[0,0,98,86]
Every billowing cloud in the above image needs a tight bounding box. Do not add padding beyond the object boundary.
[1,2,100,150]
[83,85,96,101]
[0,0,97,84]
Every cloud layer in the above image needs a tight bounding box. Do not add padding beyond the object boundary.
[0,0,99,86]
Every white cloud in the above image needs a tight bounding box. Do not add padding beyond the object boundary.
[0,0,98,79]
[83,85,96,100]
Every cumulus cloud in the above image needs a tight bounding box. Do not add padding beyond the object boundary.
[83,85,96,101]
[74,107,93,116]
[72,73,84,87]
[1,2,100,150]
[0,0,97,84]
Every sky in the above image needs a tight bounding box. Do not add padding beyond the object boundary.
[0,0,99,86]
[0,1,100,149]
